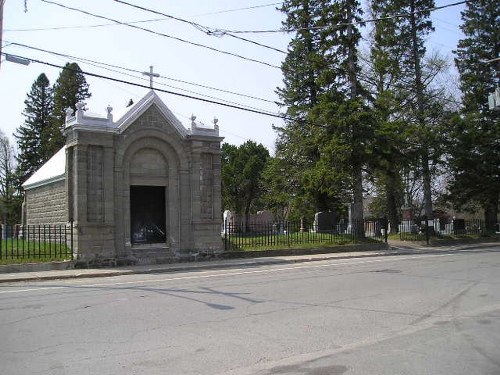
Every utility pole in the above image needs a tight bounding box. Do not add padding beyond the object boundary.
[0,0,5,69]
[486,57,500,110]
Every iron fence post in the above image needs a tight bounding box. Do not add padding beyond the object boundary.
[383,216,388,243]
[70,221,74,260]
[287,222,290,248]
[223,225,227,251]
[424,215,430,245]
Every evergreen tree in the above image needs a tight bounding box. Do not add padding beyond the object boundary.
[274,0,332,213]
[448,0,500,231]
[323,0,370,235]
[455,0,499,114]
[276,0,370,231]
[397,0,436,221]
[49,62,91,155]
[367,0,441,226]
[367,0,408,231]
[14,73,53,184]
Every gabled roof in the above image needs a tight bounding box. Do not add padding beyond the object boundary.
[23,146,66,190]
[64,90,220,138]
[24,91,221,190]
[114,90,189,137]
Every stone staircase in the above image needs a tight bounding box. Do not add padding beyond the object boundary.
[131,244,178,265]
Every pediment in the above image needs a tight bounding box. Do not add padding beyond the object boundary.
[115,90,189,138]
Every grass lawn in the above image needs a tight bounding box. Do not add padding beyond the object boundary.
[391,232,499,242]
[224,231,382,251]
[0,239,72,265]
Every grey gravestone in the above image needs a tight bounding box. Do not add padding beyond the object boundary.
[313,211,338,232]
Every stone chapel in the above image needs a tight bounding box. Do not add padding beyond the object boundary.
[22,90,223,264]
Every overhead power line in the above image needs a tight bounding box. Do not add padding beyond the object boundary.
[4,17,169,32]
[113,0,286,54]
[5,3,283,33]
[40,0,280,69]
[6,41,276,104]
[196,2,282,16]
[2,52,292,122]
[221,0,466,34]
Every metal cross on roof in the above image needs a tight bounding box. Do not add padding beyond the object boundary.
[142,65,160,89]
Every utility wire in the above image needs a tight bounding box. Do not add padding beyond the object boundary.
[40,0,280,69]
[196,2,282,16]
[4,17,169,32]
[113,0,286,54]
[5,3,283,32]
[5,45,276,114]
[2,53,293,122]
[222,1,466,33]
[6,41,276,104]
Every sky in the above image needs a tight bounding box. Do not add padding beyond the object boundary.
[1,0,465,154]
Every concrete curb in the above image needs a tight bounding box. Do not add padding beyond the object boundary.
[0,243,388,275]
[0,251,390,283]
[0,241,498,284]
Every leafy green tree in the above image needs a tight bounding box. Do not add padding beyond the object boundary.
[49,62,91,155]
[221,141,270,224]
[14,73,53,185]
[448,0,500,231]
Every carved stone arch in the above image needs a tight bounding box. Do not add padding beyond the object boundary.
[116,128,189,172]
[116,134,188,255]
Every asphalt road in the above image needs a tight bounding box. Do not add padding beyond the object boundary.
[1,246,499,375]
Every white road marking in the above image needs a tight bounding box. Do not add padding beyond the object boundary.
[0,251,493,295]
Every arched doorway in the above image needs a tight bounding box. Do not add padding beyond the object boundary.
[128,148,169,245]
[130,185,166,244]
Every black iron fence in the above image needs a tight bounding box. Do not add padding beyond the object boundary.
[0,223,73,261]
[222,219,387,251]
[399,218,492,242]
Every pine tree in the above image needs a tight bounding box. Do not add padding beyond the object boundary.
[49,62,91,155]
[392,0,437,222]
[367,0,439,225]
[368,0,404,232]
[14,73,53,185]
[276,0,370,230]
[275,0,329,212]
[324,0,369,236]
[366,0,417,231]
[449,0,500,231]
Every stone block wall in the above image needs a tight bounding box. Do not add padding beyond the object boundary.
[72,224,115,260]
[25,180,67,225]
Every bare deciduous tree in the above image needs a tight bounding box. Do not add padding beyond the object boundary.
[0,131,18,224]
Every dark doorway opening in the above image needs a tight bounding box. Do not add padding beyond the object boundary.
[130,185,166,244]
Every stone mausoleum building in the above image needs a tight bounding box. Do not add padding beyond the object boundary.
[22,90,223,264]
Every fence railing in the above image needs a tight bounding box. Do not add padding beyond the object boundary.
[399,218,491,242]
[222,219,387,251]
[0,223,73,261]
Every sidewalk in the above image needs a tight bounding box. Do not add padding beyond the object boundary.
[0,240,497,284]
